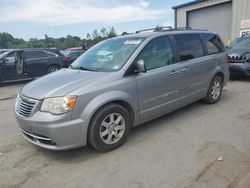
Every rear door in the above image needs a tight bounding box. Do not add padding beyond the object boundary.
[136,36,183,122]
[24,50,48,77]
[173,34,207,105]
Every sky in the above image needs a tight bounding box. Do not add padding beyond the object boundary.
[0,0,191,40]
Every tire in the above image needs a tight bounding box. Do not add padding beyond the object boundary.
[203,75,223,104]
[88,103,131,152]
[47,65,60,74]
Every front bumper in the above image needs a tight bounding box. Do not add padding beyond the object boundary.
[229,63,250,76]
[15,111,87,150]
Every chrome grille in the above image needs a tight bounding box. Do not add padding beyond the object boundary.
[228,55,248,63]
[15,95,37,117]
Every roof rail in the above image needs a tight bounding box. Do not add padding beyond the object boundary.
[135,26,207,34]
[173,26,208,31]
[135,26,173,33]
[175,26,192,30]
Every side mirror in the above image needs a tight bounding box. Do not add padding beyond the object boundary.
[136,59,146,73]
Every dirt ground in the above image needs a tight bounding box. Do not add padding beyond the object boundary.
[0,78,249,188]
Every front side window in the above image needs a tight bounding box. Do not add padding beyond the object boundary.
[175,34,204,61]
[5,51,16,64]
[204,33,224,55]
[72,37,145,72]
[137,37,174,70]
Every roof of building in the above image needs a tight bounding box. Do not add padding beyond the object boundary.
[172,0,207,9]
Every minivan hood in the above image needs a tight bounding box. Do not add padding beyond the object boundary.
[21,69,110,100]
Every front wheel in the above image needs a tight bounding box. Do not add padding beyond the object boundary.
[47,65,60,74]
[203,75,223,104]
[88,104,131,152]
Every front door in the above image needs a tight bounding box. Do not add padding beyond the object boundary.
[135,36,183,122]
[1,51,18,81]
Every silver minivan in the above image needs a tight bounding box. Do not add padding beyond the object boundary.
[15,29,229,152]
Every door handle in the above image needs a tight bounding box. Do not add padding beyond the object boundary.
[182,67,189,72]
[169,70,180,75]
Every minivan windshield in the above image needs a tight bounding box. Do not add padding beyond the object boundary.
[229,37,250,50]
[71,37,145,72]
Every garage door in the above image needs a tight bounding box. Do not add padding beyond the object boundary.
[187,2,232,42]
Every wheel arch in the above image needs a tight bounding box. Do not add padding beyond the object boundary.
[208,66,225,87]
[215,71,224,83]
[46,64,61,74]
[81,91,137,132]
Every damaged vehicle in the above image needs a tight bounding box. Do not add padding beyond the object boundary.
[227,36,250,77]
[15,28,229,152]
[0,49,63,83]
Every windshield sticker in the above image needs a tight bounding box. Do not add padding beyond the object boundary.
[112,65,120,69]
[124,40,141,45]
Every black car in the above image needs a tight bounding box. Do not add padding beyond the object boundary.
[29,48,69,68]
[227,36,250,77]
[0,49,62,83]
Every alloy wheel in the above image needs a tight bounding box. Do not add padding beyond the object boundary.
[99,113,126,145]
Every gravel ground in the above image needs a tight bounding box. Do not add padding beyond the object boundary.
[0,79,249,188]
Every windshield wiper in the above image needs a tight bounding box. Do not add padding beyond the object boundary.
[70,65,97,71]
[78,66,96,71]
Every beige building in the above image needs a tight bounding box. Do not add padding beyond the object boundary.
[173,0,250,44]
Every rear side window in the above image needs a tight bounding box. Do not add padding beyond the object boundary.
[44,51,57,57]
[203,33,224,55]
[25,51,46,59]
[175,34,204,61]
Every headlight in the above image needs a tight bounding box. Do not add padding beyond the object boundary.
[41,96,77,115]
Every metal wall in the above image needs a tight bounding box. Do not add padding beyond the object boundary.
[175,0,250,41]
[187,2,232,42]
[231,0,250,39]
[176,0,231,28]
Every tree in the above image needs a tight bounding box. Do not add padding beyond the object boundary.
[92,29,99,39]
[0,26,120,50]
[86,33,91,40]
[108,26,117,38]
[121,32,129,35]
[45,34,49,47]
[0,32,14,48]
[101,28,107,37]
